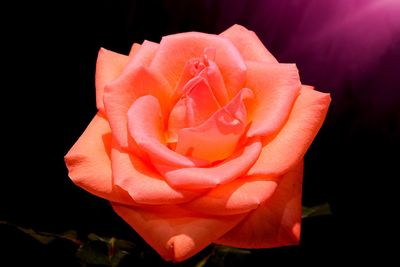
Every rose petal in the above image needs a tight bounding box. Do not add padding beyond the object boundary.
[248,87,331,177]
[198,61,230,106]
[169,59,197,104]
[128,43,141,57]
[64,113,133,204]
[179,77,220,127]
[168,76,220,141]
[183,173,277,215]
[245,61,302,137]
[111,141,203,205]
[164,138,261,190]
[150,32,247,98]
[124,40,158,70]
[111,204,246,262]
[220,24,277,63]
[175,88,253,162]
[104,66,172,149]
[127,95,208,171]
[172,59,230,108]
[217,162,303,248]
[95,48,129,114]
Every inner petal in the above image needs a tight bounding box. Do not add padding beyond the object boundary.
[168,76,220,142]
[171,48,229,107]
[197,61,229,106]
[127,95,208,171]
[174,88,253,162]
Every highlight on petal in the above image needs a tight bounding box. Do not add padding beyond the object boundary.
[175,88,253,162]
[248,86,331,177]
[217,162,303,248]
[95,48,129,113]
[150,31,247,98]
[64,113,133,204]
[111,204,246,262]
[220,24,277,63]
[164,138,262,190]
[245,61,302,138]
[103,66,172,149]
[111,141,202,205]
[127,95,208,172]
[183,173,277,215]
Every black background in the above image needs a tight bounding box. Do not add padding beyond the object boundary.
[2,1,399,266]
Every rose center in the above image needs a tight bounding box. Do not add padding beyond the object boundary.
[163,48,251,162]
[167,48,222,143]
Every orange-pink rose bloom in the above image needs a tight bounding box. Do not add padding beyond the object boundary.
[65,25,330,262]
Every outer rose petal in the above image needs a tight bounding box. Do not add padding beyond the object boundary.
[111,204,246,262]
[217,162,303,248]
[248,86,331,177]
[150,32,247,98]
[183,173,277,215]
[124,40,158,70]
[175,88,253,162]
[220,24,277,63]
[111,141,203,205]
[64,113,133,204]
[104,66,172,149]
[164,138,262,190]
[245,61,302,137]
[95,48,129,114]
[128,43,141,57]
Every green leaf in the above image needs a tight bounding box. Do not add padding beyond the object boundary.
[76,240,110,266]
[195,255,210,267]
[200,245,251,267]
[79,233,137,267]
[0,221,135,267]
[113,239,136,251]
[110,249,130,267]
[17,227,56,244]
[0,221,81,245]
[60,230,81,244]
[302,203,332,218]
[88,233,110,243]
[215,245,251,255]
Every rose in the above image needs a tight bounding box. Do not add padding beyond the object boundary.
[65,24,330,262]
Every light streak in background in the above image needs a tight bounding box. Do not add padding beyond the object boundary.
[209,0,400,116]
[273,0,400,83]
